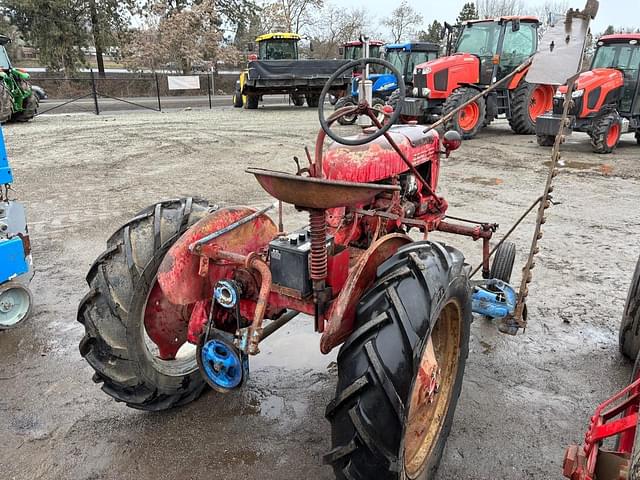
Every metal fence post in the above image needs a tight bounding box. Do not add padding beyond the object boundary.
[155,73,162,112]
[207,73,212,109]
[90,68,100,115]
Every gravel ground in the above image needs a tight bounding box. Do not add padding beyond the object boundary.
[1,106,639,480]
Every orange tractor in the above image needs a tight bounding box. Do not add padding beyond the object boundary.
[537,34,640,154]
[394,16,555,139]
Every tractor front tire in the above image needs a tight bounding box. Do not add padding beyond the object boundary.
[620,255,640,361]
[12,93,38,122]
[245,94,259,109]
[78,197,214,411]
[509,82,553,135]
[0,83,12,123]
[635,130,640,145]
[443,87,486,139]
[490,241,516,283]
[591,112,622,154]
[233,91,243,108]
[335,96,358,125]
[326,241,471,480]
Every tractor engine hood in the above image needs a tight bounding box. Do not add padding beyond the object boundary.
[556,68,624,95]
[322,125,439,183]
[414,53,480,100]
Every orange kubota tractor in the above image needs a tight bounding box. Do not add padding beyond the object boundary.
[396,16,555,139]
[537,34,640,154]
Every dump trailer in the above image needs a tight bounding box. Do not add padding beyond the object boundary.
[0,35,38,123]
[232,32,351,109]
[537,34,640,154]
[395,17,555,138]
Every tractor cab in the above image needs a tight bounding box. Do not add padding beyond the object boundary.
[455,17,539,84]
[0,35,11,70]
[384,42,439,85]
[591,35,640,115]
[341,40,384,62]
[255,32,300,60]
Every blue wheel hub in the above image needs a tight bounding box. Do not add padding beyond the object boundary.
[199,339,243,390]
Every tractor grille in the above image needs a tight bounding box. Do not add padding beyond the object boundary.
[553,96,581,116]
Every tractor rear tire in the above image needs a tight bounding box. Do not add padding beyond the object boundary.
[443,87,486,139]
[537,134,556,147]
[620,255,640,361]
[636,130,640,145]
[591,112,622,154]
[245,94,259,109]
[372,97,386,124]
[0,83,12,124]
[78,197,215,411]
[335,96,358,125]
[12,92,38,122]
[509,82,553,135]
[490,241,516,283]
[306,93,320,108]
[326,241,471,480]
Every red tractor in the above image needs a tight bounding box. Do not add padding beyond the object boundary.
[394,16,555,139]
[537,34,640,154]
[77,59,524,479]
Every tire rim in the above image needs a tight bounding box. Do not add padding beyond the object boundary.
[373,103,386,124]
[341,102,357,123]
[141,278,198,377]
[529,86,552,121]
[607,122,620,148]
[0,283,32,328]
[404,300,462,478]
[458,103,479,131]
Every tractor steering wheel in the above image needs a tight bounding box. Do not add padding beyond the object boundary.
[318,58,405,146]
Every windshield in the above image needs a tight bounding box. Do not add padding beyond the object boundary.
[344,45,381,60]
[259,40,298,60]
[456,22,502,57]
[592,42,640,71]
[0,46,10,69]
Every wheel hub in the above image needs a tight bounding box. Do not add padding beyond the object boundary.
[0,283,32,329]
[197,337,246,392]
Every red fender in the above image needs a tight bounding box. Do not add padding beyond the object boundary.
[320,233,412,354]
[157,206,277,306]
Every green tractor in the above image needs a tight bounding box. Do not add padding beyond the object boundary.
[0,35,38,123]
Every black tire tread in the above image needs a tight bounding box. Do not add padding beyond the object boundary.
[12,92,38,122]
[326,241,472,480]
[590,112,621,154]
[537,134,556,147]
[508,81,543,135]
[78,197,214,411]
[490,241,516,283]
[620,255,640,360]
[443,87,486,140]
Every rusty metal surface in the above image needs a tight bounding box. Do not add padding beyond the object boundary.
[157,206,277,306]
[526,4,595,85]
[320,233,412,354]
[246,167,400,209]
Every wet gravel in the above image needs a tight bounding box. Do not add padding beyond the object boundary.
[1,106,639,479]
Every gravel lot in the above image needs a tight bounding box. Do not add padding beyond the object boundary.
[1,106,639,480]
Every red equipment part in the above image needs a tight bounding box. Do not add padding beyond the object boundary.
[563,375,640,480]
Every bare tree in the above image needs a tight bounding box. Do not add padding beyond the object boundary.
[381,0,423,43]
[261,0,323,33]
[477,0,525,18]
[309,4,374,58]
[535,0,569,24]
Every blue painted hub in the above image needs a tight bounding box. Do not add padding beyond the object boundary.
[200,339,243,389]
[471,279,517,319]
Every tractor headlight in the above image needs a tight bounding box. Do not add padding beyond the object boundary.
[422,88,430,97]
[412,87,419,96]
[554,90,564,99]
[572,89,584,98]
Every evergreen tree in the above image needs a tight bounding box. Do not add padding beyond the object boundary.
[456,2,479,24]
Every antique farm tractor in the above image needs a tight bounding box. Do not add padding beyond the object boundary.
[77,3,597,476]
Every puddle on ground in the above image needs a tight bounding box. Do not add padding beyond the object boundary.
[464,176,504,186]
[542,160,609,172]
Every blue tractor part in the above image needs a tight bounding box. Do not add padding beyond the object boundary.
[471,279,517,319]
[0,125,34,330]
[199,337,245,390]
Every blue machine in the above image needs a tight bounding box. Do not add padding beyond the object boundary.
[0,125,33,330]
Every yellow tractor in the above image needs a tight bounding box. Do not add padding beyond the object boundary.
[233,32,351,109]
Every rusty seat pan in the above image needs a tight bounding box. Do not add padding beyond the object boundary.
[247,167,400,209]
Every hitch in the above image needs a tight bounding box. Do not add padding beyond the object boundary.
[471,279,516,319]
